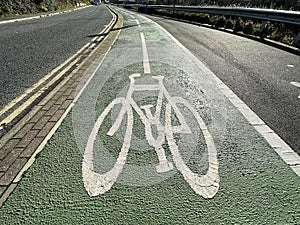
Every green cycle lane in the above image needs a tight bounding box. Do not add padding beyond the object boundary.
[0,6,299,224]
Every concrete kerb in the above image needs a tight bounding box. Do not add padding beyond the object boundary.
[0,7,122,208]
[0,4,122,137]
[12,8,121,183]
[0,6,116,151]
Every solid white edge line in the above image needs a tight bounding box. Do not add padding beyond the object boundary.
[0,5,92,25]
[141,14,300,177]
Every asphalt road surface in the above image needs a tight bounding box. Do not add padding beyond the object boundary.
[0,5,112,110]
[0,7,299,224]
[149,15,300,155]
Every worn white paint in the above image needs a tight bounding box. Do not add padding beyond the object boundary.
[140,33,151,74]
[135,19,141,27]
[291,81,300,88]
[290,81,300,99]
[165,96,219,198]
[149,16,300,178]
[82,74,219,198]
[83,97,133,196]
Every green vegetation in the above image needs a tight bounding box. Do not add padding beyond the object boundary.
[141,8,300,49]
[0,0,91,17]
[125,0,300,49]
[154,0,300,11]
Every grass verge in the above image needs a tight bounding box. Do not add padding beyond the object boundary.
[127,6,300,50]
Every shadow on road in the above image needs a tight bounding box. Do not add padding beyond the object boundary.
[87,24,140,38]
[147,14,300,56]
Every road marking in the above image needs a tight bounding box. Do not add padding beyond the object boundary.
[0,6,92,25]
[0,9,97,118]
[136,19,141,27]
[140,32,151,74]
[149,18,300,177]
[0,15,41,25]
[291,81,300,88]
[0,56,82,130]
[0,7,116,131]
[83,74,219,198]
[43,22,58,28]
[291,81,300,99]
[10,4,119,196]
[0,5,120,209]
[0,41,89,124]
[0,51,81,118]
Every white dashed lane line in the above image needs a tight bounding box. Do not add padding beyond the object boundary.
[136,19,141,27]
[140,32,151,74]
[290,81,300,99]
[291,81,300,88]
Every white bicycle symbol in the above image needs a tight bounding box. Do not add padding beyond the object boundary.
[82,74,219,199]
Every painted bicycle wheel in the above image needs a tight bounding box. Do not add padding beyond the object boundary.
[82,97,133,196]
[165,96,219,199]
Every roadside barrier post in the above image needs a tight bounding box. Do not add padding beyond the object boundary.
[293,31,300,47]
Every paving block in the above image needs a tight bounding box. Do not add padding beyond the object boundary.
[29,110,46,123]
[16,130,39,148]
[0,139,20,160]
[14,123,34,139]
[55,95,68,105]
[0,186,6,197]
[37,122,56,138]
[0,148,23,172]
[0,158,27,186]
[20,137,44,158]
[49,110,65,122]
[59,100,72,110]
[44,104,60,116]
[33,116,51,130]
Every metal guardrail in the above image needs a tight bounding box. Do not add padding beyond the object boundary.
[132,4,300,26]
[125,4,300,47]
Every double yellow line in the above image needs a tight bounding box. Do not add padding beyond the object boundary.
[0,7,116,132]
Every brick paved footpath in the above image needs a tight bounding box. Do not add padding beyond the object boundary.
[0,9,122,207]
